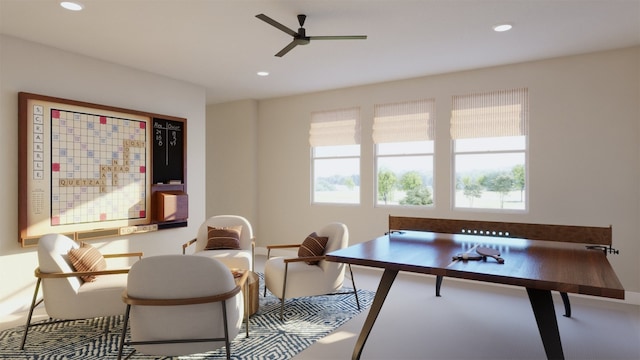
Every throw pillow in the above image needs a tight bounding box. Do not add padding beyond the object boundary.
[68,242,106,282]
[298,232,329,265]
[205,225,242,250]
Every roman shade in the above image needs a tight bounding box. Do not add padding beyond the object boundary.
[451,88,529,139]
[309,107,361,147]
[373,99,435,144]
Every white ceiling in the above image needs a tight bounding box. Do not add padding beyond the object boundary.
[1,0,639,105]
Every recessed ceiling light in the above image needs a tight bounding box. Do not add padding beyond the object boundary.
[60,2,83,11]
[257,71,269,77]
[492,23,513,32]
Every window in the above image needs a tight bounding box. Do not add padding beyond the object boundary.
[451,88,528,210]
[374,99,435,206]
[310,107,361,204]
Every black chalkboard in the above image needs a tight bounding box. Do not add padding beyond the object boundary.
[152,118,185,184]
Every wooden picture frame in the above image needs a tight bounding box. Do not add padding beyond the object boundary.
[18,92,187,246]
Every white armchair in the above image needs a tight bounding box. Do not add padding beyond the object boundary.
[117,254,244,359]
[21,233,142,349]
[182,215,255,271]
[263,222,360,320]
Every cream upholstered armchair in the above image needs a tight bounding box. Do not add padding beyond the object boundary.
[264,222,360,320]
[21,233,142,349]
[117,254,244,360]
[182,215,255,271]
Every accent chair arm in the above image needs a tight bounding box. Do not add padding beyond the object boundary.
[182,238,197,254]
[35,267,131,279]
[266,244,301,250]
[265,244,301,259]
[284,255,325,264]
[103,252,143,260]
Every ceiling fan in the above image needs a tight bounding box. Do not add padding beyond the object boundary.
[255,13,367,57]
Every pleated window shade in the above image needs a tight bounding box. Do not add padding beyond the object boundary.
[451,88,529,139]
[309,107,361,147]
[373,99,435,144]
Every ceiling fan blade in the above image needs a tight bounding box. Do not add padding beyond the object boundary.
[275,40,299,57]
[258,13,368,57]
[256,14,298,37]
[309,35,368,40]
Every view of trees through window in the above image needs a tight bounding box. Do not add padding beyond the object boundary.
[378,168,434,206]
[454,136,526,210]
[376,141,434,206]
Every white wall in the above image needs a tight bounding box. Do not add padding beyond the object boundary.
[0,35,207,316]
[206,100,258,227]
[246,47,640,293]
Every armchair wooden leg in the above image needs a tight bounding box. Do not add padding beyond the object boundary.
[263,249,272,297]
[251,243,255,273]
[348,264,360,310]
[244,280,249,338]
[280,262,289,321]
[20,278,43,350]
[263,247,289,320]
[117,305,132,360]
[221,300,231,360]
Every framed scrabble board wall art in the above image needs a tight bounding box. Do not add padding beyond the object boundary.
[18,92,188,247]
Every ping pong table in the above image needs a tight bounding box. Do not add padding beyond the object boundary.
[325,218,624,360]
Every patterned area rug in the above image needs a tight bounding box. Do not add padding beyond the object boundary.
[0,274,373,359]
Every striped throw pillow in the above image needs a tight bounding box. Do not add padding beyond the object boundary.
[298,232,329,265]
[68,242,106,282]
[205,226,242,250]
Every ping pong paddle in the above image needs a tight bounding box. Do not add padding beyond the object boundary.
[452,252,483,261]
[476,247,505,264]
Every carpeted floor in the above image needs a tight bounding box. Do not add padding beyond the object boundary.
[0,274,373,359]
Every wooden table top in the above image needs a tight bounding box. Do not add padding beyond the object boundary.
[326,231,624,299]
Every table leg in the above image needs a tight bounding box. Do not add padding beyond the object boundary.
[435,275,443,297]
[352,269,398,360]
[560,292,571,317]
[526,288,565,360]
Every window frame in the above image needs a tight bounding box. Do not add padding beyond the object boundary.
[450,88,529,212]
[372,99,436,208]
[309,108,361,205]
